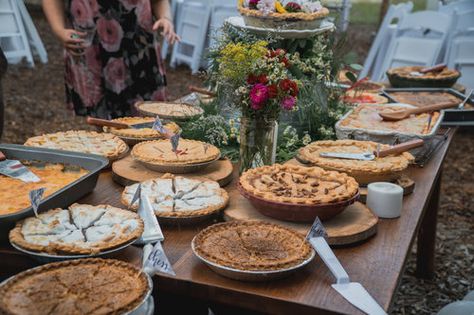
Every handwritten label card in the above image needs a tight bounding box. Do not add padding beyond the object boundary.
[144,242,176,276]
[306,217,328,240]
[29,187,45,217]
[170,133,180,153]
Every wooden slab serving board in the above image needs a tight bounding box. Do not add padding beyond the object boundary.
[112,154,234,187]
[224,187,378,246]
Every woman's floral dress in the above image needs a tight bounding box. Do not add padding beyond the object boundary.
[66,0,167,118]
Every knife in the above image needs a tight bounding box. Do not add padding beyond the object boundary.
[86,117,154,129]
[319,139,424,161]
[307,218,387,315]
[0,151,40,182]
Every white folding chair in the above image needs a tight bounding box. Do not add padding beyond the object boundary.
[0,0,34,66]
[16,0,47,64]
[209,4,238,49]
[439,0,474,13]
[161,0,181,60]
[378,11,452,81]
[323,0,352,32]
[170,1,211,74]
[360,2,413,80]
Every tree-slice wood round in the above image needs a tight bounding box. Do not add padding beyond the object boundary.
[224,186,378,246]
[112,154,233,187]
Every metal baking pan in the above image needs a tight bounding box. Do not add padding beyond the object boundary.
[0,144,108,239]
[382,88,474,125]
[335,103,444,159]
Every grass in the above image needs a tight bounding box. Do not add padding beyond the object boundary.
[349,0,428,25]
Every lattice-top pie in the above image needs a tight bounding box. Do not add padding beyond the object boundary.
[136,101,203,119]
[239,164,359,204]
[24,130,128,160]
[0,258,149,315]
[131,139,220,166]
[103,116,180,140]
[193,221,313,271]
[9,204,143,255]
[122,174,228,218]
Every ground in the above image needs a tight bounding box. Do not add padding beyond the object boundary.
[1,6,473,315]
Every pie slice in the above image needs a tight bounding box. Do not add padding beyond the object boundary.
[193,221,313,271]
[121,174,229,218]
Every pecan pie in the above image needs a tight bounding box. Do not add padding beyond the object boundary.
[9,204,144,255]
[136,101,204,120]
[0,258,149,315]
[298,140,415,184]
[387,66,460,88]
[239,164,359,205]
[24,130,128,160]
[122,174,228,218]
[193,221,313,271]
[131,139,220,166]
[103,116,180,140]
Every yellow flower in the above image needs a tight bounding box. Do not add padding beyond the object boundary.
[275,1,287,13]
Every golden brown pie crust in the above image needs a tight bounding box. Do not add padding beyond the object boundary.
[103,116,180,140]
[238,5,329,21]
[239,164,359,204]
[193,221,313,271]
[343,91,389,104]
[387,66,460,80]
[136,101,204,119]
[0,258,149,315]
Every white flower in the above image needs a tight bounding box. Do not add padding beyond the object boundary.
[257,0,275,15]
[302,1,322,13]
[302,133,311,145]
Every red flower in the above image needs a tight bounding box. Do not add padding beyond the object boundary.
[257,74,268,84]
[281,57,290,68]
[249,0,259,9]
[268,84,278,98]
[249,83,269,110]
[247,74,258,85]
[267,48,285,59]
[285,2,302,12]
[279,79,299,97]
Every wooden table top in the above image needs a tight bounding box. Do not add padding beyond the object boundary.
[73,129,455,314]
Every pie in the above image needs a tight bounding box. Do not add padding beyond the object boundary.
[103,116,180,140]
[136,101,204,120]
[298,140,415,184]
[193,221,313,271]
[239,164,359,204]
[0,163,88,216]
[338,104,440,135]
[122,174,228,218]
[386,91,470,108]
[9,204,144,255]
[0,258,149,315]
[24,130,128,160]
[387,66,460,87]
[131,139,220,166]
[342,91,388,105]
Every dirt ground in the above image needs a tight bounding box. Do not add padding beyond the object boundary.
[1,7,473,315]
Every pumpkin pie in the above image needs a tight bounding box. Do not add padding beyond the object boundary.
[239,164,359,205]
[0,258,149,315]
[9,204,144,255]
[103,116,180,140]
[193,221,313,271]
[298,140,414,184]
[136,101,203,120]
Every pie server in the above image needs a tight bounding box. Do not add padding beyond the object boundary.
[409,63,447,76]
[0,150,40,183]
[319,139,424,161]
[307,218,387,315]
[86,117,154,129]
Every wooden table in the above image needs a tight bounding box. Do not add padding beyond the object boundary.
[0,129,455,315]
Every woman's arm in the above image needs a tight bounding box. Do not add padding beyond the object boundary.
[42,0,85,56]
[152,0,180,45]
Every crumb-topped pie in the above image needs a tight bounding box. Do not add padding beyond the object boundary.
[0,163,88,216]
[103,116,180,140]
[136,101,204,120]
[239,164,359,205]
[24,130,128,160]
[0,258,149,315]
[387,66,460,88]
[131,139,220,166]
[386,91,468,108]
[192,221,313,271]
[342,91,388,105]
[9,204,143,255]
[338,104,440,135]
[122,174,228,218]
[298,140,415,184]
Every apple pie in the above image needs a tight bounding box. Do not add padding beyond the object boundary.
[103,116,180,140]
[136,101,203,120]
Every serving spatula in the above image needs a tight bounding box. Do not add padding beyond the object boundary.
[86,117,154,129]
[319,139,424,161]
[0,150,40,182]
[378,101,459,121]
[409,63,447,76]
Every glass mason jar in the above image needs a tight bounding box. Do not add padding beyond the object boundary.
[239,116,278,174]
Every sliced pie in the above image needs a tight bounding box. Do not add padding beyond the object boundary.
[136,101,203,120]
[122,174,228,218]
[0,258,149,315]
[193,221,313,271]
[239,164,359,205]
[9,204,144,255]
[24,130,128,160]
[131,139,220,166]
[103,116,180,140]
[298,140,414,184]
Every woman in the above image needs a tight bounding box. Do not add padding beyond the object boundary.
[43,0,179,118]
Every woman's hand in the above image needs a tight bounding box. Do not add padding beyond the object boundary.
[153,18,180,45]
[56,29,86,56]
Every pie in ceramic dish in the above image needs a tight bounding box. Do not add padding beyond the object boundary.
[298,140,415,184]
[131,139,220,166]
[338,104,440,135]
[0,258,149,315]
[342,91,388,105]
[386,66,460,88]
[9,204,143,255]
[122,174,228,218]
[24,130,128,160]
[192,221,313,271]
[386,91,470,108]
[0,163,88,216]
[136,101,203,120]
[103,116,180,140]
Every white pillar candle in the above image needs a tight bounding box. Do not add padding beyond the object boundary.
[366,182,404,219]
